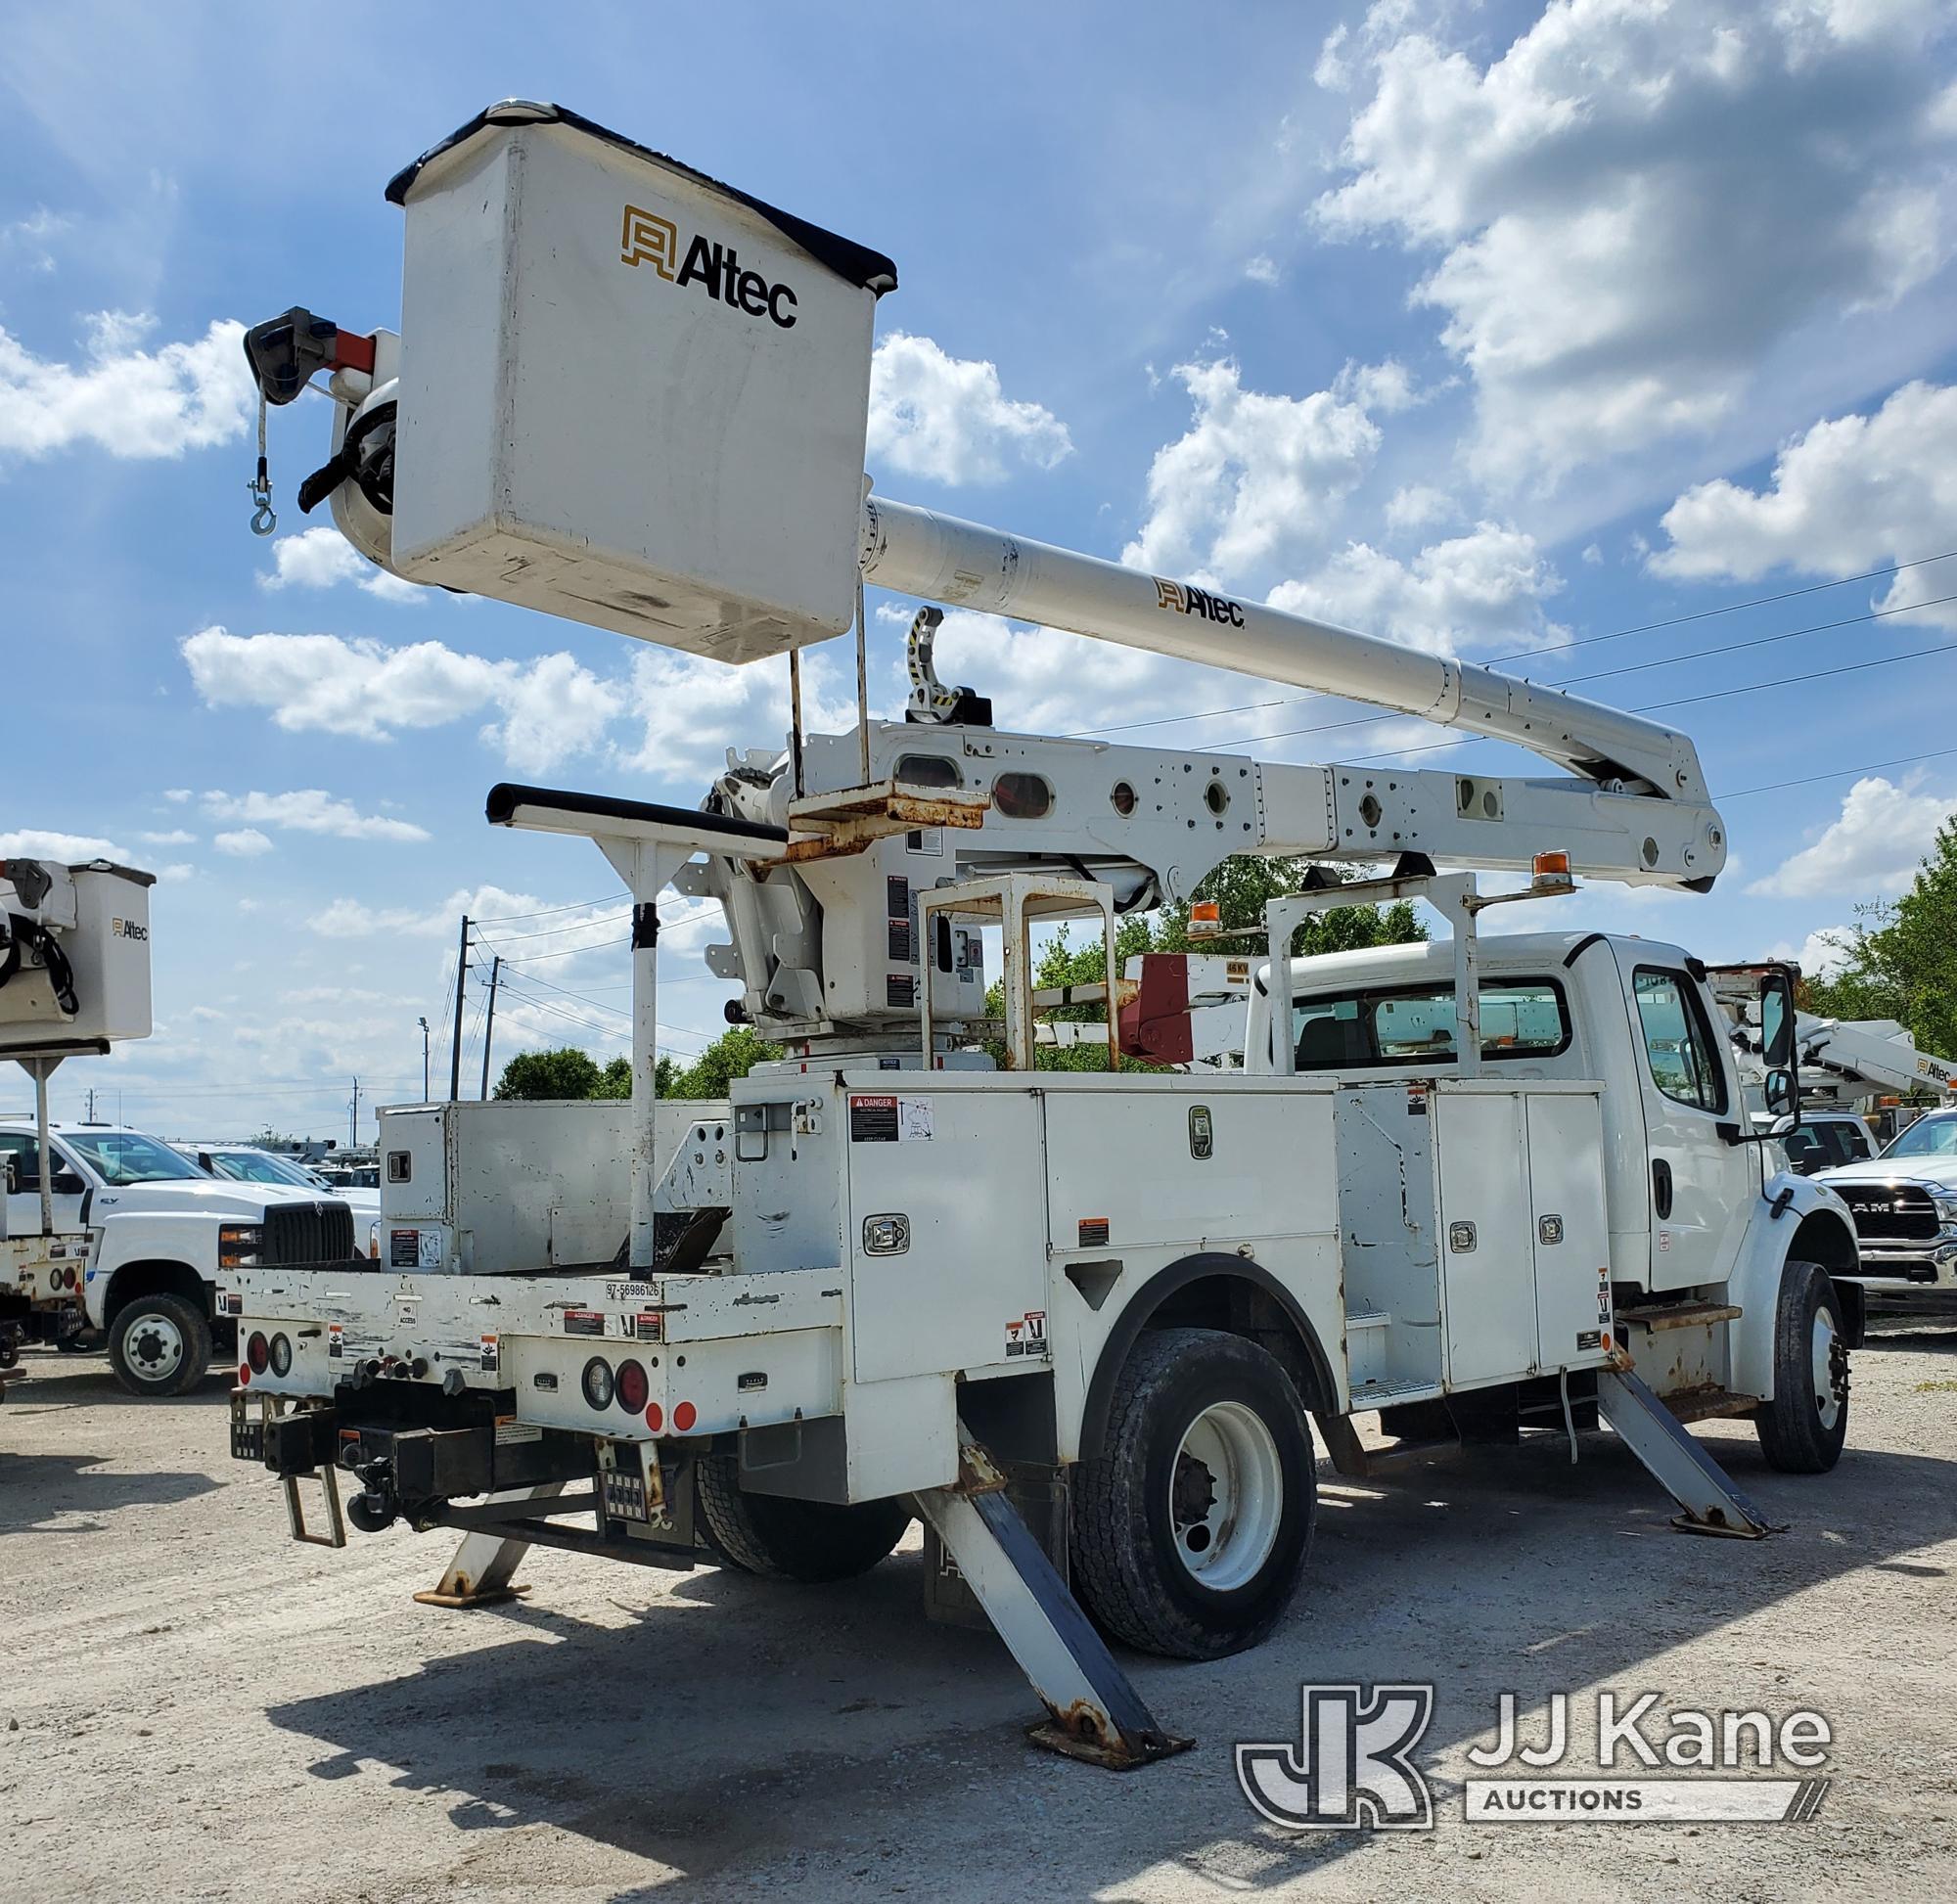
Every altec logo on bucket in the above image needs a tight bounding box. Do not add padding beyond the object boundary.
[619,204,798,329]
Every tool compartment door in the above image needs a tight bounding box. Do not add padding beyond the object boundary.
[1434,1088,1538,1387]
[842,1082,1048,1383]
[1525,1089,1614,1370]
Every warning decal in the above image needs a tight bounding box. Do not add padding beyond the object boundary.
[850,1096,934,1142]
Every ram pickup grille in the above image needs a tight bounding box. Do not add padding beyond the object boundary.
[263,1201,355,1264]
[1837,1182,1939,1244]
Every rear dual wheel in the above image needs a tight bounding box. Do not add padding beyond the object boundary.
[1070,1328,1316,1659]
[696,1453,912,1582]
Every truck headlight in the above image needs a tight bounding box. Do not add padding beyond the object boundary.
[1934,1196,1957,1230]
[218,1222,264,1268]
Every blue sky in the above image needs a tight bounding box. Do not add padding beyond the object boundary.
[5,0,1957,1140]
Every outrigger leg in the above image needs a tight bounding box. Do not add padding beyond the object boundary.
[911,1432,1192,1770]
[412,1481,568,1608]
[1597,1368,1776,1538]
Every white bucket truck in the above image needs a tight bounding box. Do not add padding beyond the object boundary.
[222,104,1860,1765]
[0,852,369,1398]
[1,852,155,1391]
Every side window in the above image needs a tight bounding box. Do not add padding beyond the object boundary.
[1835,1124,1873,1163]
[1632,968,1728,1113]
[0,1132,40,1187]
[1295,998,1370,1071]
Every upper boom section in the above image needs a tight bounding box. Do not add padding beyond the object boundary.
[862,497,1707,801]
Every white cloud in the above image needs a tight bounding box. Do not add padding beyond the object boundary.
[0,828,128,862]
[1749,775,1956,897]
[213,828,274,858]
[0,312,252,459]
[200,790,430,843]
[1,207,70,274]
[156,862,196,884]
[618,643,853,783]
[1244,253,1281,287]
[1121,357,1385,582]
[1266,521,1564,657]
[1799,928,1856,979]
[1385,483,1454,532]
[1652,380,1957,627]
[136,829,195,846]
[1580,542,1604,566]
[866,331,1072,485]
[1313,2,1957,486]
[260,527,424,605]
[180,629,615,774]
[162,789,191,802]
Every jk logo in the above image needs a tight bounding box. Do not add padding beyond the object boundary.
[1236,1683,1435,1831]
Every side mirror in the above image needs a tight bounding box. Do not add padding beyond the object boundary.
[1763,1066,1797,1119]
[2,1157,16,1196]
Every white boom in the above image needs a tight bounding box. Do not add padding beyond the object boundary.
[862,495,1708,801]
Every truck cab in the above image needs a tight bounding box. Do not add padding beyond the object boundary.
[1247,929,1862,1339]
[0,1119,357,1396]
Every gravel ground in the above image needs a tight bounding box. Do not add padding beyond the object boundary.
[4,1320,1955,1902]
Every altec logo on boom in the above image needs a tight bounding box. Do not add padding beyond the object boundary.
[619,204,799,329]
[1155,576,1247,628]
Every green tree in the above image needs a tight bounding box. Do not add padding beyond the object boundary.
[1805,818,1957,1062]
[491,1046,604,1101]
[984,855,1427,1069]
[493,1032,782,1104]
[666,1025,784,1099]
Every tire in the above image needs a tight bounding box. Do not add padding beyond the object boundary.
[109,1292,212,1399]
[1071,1327,1316,1659]
[1753,1260,1850,1473]
[695,1454,912,1582]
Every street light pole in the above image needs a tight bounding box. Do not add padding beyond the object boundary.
[418,1016,430,1101]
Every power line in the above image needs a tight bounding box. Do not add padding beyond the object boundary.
[1716,746,1957,801]
[473,907,633,946]
[471,891,628,925]
[496,979,710,1051]
[1063,546,1957,744]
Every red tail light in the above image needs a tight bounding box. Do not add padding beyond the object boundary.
[246,1332,270,1375]
[615,1358,649,1414]
[644,1401,663,1432]
[672,1400,698,1433]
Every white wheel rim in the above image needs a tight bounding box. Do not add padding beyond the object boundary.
[128,1313,184,1382]
[1170,1400,1283,1592]
[1811,1308,1841,1429]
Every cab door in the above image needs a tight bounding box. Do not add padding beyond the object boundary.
[0,1131,87,1236]
[1612,954,1755,1292]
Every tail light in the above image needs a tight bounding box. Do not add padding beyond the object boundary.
[671,1400,698,1433]
[644,1401,664,1432]
[269,1333,293,1377]
[246,1331,270,1375]
[614,1358,649,1414]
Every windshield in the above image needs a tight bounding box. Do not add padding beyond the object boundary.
[63,1130,207,1186]
[208,1151,326,1189]
[1881,1115,1957,1161]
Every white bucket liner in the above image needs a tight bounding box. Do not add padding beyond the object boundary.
[387,102,896,664]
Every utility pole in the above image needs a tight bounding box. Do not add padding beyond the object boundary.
[448,915,471,1101]
[478,956,503,1099]
[84,1086,97,1121]
[418,1015,431,1101]
[349,1076,361,1150]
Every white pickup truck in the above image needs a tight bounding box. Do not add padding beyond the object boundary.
[0,1120,356,1396]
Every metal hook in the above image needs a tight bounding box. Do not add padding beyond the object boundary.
[248,390,277,535]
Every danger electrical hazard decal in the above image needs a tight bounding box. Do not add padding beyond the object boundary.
[1004,1310,1048,1359]
[848,1095,934,1142]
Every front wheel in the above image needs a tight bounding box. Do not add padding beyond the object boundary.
[1070,1327,1316,1659]
[1753,1260,1849,1473]
[109,1292,212,1399]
